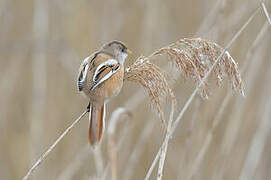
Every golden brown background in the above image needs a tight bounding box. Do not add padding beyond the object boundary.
[0,0,271,179]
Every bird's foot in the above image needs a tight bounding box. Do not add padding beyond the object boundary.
[87,103,91,112]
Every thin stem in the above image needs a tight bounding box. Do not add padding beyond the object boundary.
[239,65,271,180]
[170,6,260,143]
[188,20,269,180]
[123,119,156,180]
[22,110,88,180]
[102,120,130,180]
[144,6,260,179]
[107,107,131,180]
[145,148,162,180]
[261,2,271,25]
[157,102,175,180]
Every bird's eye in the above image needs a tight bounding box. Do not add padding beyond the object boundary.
[122,49,126,53]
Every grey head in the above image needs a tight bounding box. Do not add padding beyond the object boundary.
[100,40,132,65]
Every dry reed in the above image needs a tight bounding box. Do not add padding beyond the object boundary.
[107,107,132,180]
[124,56,176,129]
[124,37,245,130]
[261,2,271,25]
[22,110,88,180]
[144,7,260,179]
[23,4,264,180]
[4,0,271,180]
[23,36,246,180]
[153,38,245,98]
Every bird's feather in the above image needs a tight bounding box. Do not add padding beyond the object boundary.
[90,59,120,90]
[78,62,89,91]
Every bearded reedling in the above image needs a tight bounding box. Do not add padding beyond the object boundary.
[78,41,132,147]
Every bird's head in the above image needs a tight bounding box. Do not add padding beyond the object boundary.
[101,40,132,65]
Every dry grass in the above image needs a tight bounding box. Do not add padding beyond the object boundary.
[22,2,265,179]
[2,0,271,180]
[23,36,246,179]
[124,35,246,180]
[124,56,175,129]
[153,38,245,98]
[124,37,244,130]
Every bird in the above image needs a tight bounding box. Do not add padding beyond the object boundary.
[77,40,132,147]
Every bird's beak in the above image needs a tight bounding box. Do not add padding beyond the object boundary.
[125,49,133,55]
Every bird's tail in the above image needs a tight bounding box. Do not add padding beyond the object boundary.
[88,103,105,147]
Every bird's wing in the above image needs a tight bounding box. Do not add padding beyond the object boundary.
[90,59,120,90]
[77,55,93,91]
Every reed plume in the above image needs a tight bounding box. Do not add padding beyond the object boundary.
[124,56,175,129]
[153,38,245,98]
[124,38,245,127]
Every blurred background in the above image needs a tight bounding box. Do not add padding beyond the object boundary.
[0,0,271,179]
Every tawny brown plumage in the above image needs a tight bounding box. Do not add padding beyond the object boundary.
[82,53,124,104]
[77,40,131,147]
